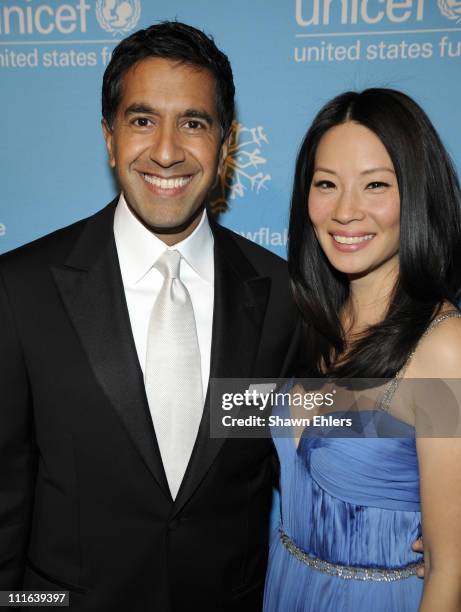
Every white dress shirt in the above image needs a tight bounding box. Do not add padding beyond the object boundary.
[113,194,214,395]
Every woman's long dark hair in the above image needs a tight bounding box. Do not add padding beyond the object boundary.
[289,88,461,377]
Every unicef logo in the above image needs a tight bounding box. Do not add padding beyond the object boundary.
[438,0,461,22]
[96,0,141,35]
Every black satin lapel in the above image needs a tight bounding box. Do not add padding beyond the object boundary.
[52,224,170,497]
[172,240,271,514]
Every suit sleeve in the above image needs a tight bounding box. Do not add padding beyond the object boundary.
[0,268,36,588]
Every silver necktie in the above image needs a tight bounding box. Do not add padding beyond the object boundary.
[145,250,203,499]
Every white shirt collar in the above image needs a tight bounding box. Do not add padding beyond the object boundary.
[113,194,214,285]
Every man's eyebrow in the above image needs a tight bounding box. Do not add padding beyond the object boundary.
[181,109,214,125]
[124,103,158,117]
[123,104,214,126]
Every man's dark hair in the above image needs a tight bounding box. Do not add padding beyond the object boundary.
[102,21,235,138]
[288,88,461,378]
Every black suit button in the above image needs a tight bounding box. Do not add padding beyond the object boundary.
[168,518,180,531]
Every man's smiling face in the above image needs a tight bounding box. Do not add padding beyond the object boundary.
[103,57,228,243]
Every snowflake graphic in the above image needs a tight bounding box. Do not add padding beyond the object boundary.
[210,121,272,214]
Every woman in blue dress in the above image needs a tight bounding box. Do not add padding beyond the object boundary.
[263,89,461,611]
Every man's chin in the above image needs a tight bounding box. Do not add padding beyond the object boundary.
[128,201,206,237]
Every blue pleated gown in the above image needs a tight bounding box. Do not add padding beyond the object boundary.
[263,407,423,611]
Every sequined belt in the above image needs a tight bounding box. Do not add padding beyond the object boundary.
[279,529,422,581]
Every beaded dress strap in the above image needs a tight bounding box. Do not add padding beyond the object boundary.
[379,310,461,413]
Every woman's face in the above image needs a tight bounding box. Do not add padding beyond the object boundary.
[308,121,400,280]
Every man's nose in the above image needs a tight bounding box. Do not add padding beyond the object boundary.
[149,124,185,168]
[332,188,364,224]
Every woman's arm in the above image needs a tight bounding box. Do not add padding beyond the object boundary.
[418,435,461,611]
[410,316,461,611]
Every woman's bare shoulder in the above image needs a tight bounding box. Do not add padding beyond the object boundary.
[407,307,461,378]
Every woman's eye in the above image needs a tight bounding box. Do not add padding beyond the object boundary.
[366,181,389,190]
[314,180,335,190]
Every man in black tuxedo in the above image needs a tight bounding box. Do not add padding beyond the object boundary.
[0,22,299,611]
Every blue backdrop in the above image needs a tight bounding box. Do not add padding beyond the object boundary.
[2,0,461,257]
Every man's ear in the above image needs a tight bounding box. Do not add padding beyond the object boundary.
[102,119,116,168]
[217,129,232,176]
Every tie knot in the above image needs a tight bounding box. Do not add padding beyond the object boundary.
[155,249,181,279]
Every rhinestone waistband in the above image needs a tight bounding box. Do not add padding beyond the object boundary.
[279,529,422,582]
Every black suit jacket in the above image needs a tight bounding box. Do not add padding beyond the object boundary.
[0,201,300,611]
